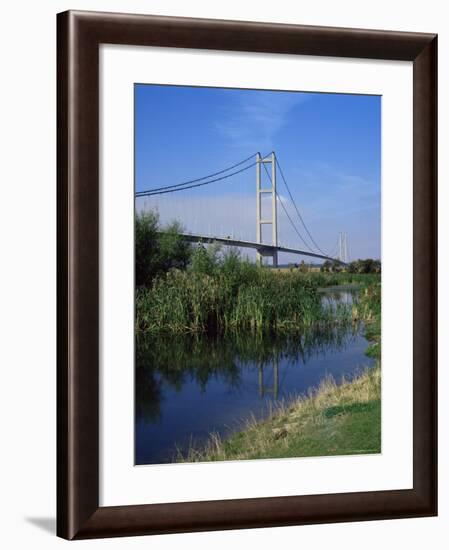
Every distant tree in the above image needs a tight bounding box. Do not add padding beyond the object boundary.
[361,258,375,273]
[299,260,308,273]
[221,247,242,277]
[332,260,343,273]
[348,260,359,273]
[158,220,192,273]
[321,260,332,273]
[189,243,219,276]
[135,210,192,287]
[135,210,159,287]
[346,258,381,274]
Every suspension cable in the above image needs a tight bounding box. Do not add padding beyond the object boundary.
[137,160,260,197]
[328,236,340,259]
[136,152,258,196]
[260,162,314,252]
[275,155,328,256]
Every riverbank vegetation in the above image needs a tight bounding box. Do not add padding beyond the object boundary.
[136,257,354,334]
[135,211,379,335]
[276,270,379,287]
[357,282,381,360]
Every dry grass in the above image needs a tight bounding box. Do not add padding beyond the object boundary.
[177,364,381,463]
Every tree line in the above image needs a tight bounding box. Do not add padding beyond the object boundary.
[320,258,381,274]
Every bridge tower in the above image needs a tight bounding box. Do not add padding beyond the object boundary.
[256,152,278,266]
[338,232,348,263]
[258,358,279,400]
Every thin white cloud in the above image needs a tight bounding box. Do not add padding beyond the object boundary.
[215,92,309,152]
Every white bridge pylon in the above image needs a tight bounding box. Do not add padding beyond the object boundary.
[137,150,348,266]
[256,152,278,267]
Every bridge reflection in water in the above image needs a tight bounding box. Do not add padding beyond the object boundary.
[258,360,279,400]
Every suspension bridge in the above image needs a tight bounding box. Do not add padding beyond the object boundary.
[135,152,349,267]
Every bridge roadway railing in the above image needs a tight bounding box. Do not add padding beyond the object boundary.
[155,231,345,265]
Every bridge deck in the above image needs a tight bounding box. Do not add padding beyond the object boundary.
[169,232,344,264]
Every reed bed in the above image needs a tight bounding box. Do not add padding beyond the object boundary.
[351,282,381,359]
[136,264,354,334]
[276,270,380,287]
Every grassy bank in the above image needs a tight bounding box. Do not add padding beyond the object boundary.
[177,282,381,462]
[178,364,381,462]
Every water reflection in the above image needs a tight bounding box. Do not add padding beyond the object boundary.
[320,286,358,310]
[135,289,373,465]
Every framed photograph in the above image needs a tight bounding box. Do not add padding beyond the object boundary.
[57,10,437,540]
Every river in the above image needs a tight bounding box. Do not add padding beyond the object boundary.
[135,288,375,465]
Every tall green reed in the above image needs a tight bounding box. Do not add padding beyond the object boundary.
[136,261,353,334]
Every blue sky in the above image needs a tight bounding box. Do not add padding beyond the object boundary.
[135,84,381,262]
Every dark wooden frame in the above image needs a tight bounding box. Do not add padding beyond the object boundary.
[57,10,437,540]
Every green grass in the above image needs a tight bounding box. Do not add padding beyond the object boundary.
[177,364,381,462]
